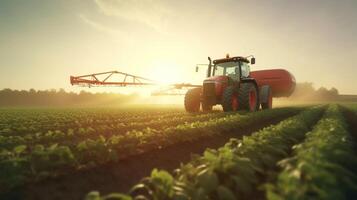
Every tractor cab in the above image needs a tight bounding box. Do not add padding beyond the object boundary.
[207,55,255,80]
[198,55,257,109]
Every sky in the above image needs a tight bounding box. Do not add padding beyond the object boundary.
[0,0,357,94]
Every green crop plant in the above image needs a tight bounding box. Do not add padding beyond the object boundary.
[267,105,357,200]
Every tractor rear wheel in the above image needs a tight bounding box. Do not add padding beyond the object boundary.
[238,82,259,112]
[260,85,273,109]
[222,86,239,112]
[184,88,201,112]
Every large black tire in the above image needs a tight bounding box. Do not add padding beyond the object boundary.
[238,82,259,112]
[184,88,201,112]
[260,85,272,110]
[222,86,239,112]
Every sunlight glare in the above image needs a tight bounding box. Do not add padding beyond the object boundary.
[146,61,184,84]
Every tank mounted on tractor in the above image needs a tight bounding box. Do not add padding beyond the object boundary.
[70,54,296,113]
[184,54,296,112]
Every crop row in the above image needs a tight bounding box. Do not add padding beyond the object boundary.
[267,105,357,199]
[0,111,231,150]
[0,107,300,192]
[86,106,324,200]
[0,107,190,136]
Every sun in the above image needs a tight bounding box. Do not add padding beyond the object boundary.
[146,62,184,84]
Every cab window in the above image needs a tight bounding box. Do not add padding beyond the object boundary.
[241,62,250,77]
[213,62,239,77]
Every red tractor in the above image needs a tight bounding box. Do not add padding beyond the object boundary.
[184,55,296,112]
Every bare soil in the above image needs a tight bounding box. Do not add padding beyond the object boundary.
[342,107,357,154]
[4,111,299,200]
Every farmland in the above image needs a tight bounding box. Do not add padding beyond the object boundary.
[1,104,357,200]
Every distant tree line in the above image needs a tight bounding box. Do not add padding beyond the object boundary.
[289,82,339,100]
[0,89,138,107]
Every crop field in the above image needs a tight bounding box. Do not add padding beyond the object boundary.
[1,104,357,200]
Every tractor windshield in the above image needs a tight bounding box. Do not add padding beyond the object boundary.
[213,61,239,77]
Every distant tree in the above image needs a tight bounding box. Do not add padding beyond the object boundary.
[0,88,137,107]
[317,87,329,98]
[329,87,339,96]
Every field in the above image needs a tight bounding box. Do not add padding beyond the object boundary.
[1,104,357,200]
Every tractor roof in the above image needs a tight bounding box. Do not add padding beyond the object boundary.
[213,56,250,64]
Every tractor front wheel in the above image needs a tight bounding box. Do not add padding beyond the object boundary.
[184,88,201,112]
[202,101,213,112]
[238,82,259,112]
[222,86,239,112]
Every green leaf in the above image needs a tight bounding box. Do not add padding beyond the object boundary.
[232,176,252,195]
[49,143,58,151]
[33,144,45,152]
[151,168,174,185]
[129,183,152,196]
[203,149,218,162]
[217,186,236,200]
[192,187,207,200]
[85,191,101,200]
[13,145,27,154]
[197,170,219,193]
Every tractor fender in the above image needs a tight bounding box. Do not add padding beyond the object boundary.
[241,78,258,91]
[259,85,271,104]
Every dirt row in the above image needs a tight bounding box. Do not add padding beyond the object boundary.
[342,107,357,156]
[2,110,301,200]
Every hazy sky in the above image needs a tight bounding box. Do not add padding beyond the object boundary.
[1,0,357,94]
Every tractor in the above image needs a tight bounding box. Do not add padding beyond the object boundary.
[184,55,296,112]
